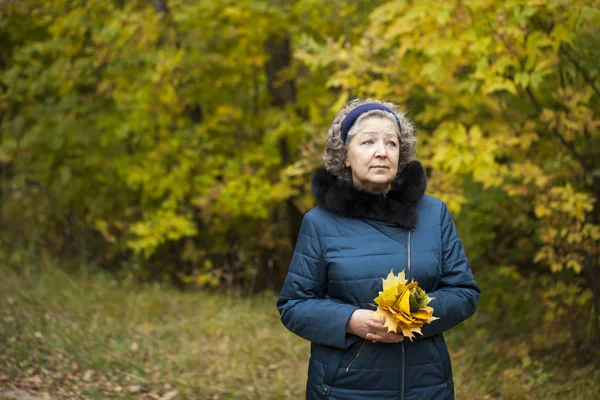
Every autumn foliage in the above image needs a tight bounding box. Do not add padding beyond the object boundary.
[372,270,437,340]
[0,0,599,354]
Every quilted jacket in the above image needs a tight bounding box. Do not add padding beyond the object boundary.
[277,161,480,399]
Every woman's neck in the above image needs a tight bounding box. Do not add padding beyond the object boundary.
[352,179,391,195]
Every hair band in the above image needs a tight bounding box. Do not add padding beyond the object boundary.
[340,103,403,144]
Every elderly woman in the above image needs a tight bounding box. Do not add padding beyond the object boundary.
[277,99,480,399]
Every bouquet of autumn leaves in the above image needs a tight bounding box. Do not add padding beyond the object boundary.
[372,270,438,340]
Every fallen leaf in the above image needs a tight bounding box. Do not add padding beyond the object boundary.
[83,370,94,381]
[24,375,42,387]
[130,342,139,352]
[34,332,43,340]
[128,385,142,394]
[160,390,177,400]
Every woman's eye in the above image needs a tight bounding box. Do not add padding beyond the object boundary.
[362,140,374,145]
[388,141,398,147]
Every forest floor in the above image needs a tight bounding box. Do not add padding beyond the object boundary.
[1,266,598,399]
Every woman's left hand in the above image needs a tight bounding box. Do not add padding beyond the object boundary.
[365,318,405,343]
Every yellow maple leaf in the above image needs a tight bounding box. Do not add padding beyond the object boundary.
[372,307,398,333]
[381,269,407,290]
[372,269,438,341]
[375,284,400,307]
[397,287,412,315]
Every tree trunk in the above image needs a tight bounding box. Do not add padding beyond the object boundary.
[0,33,8,215]
[264,34,303,249]
[590,175,600,347]
[264,35,296,108]
[150,0,168,14]
[264,33,304,291]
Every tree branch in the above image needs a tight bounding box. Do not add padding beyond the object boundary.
[526,87,543,112]
[495,97,520,139]
[526,87,592,173]
[583,125,593,149]
[561,47,600,99]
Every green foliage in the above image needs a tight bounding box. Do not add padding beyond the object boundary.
[1,0,599,348]
[0,0,380,288]
[293,0,600,342]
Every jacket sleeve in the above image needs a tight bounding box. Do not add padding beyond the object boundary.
[277,213,360,349]
[419,202,480,338]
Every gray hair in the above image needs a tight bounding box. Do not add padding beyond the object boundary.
[324,98,417,181]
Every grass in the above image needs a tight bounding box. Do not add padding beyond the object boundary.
[0,266,598,399]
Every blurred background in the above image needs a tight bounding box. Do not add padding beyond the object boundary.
[0,0,598,399]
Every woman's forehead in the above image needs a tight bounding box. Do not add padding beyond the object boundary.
[355,117,399,135]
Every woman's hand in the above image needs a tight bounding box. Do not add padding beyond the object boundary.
[347,309,404,343]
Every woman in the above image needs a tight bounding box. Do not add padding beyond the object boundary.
[277,98,480,399]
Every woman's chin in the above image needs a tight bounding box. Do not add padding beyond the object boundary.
[366,175,394,186]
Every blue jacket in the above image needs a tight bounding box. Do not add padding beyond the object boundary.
[277,162,480,399]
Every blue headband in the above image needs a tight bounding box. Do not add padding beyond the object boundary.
[340,103,403,144]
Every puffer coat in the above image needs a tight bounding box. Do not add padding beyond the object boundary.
[277,161,480,400]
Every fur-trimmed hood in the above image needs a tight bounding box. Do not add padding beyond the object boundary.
[310,160,427,229]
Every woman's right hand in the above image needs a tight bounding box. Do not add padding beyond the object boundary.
[347,309,404,343]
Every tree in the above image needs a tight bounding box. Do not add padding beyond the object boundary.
[0,0,377,289]
[294,0,599,344]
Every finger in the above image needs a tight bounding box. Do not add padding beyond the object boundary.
[366,332,384,342]
[383,333,404,343]
[366,319,385,327]
[367,322,393,334]
[367,332,403,343]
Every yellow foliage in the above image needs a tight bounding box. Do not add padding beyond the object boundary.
[372,270,438,340]
[533,185,598,274]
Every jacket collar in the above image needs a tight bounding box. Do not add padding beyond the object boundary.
[310,160,427,229]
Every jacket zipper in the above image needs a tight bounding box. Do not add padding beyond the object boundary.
[408,229,412,276]
[348,229,414,381]
[401,229,412,400]
[345,339,369,373]
[401,342,405,400]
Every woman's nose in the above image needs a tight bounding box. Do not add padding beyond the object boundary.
[374,141,386,157]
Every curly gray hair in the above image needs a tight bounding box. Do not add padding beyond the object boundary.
[324,98,417,181]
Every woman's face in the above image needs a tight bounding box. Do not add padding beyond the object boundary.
[345,116,400,193]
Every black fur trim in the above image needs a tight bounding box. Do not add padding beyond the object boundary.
[311,161,427,229]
